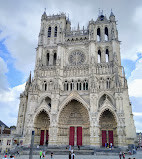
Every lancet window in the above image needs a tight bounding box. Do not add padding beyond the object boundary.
[97,28,101,41]
[106,49,109,62]
[48,27,51,37]
[105,27,109,41]
[98,50,101,63]
[54,26,57,37]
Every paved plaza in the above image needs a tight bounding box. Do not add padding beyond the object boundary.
[0,150,142,159]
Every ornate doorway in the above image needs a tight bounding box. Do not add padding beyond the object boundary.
[58,99,90,146]
[34,110,50,145]
[99,110,117,147]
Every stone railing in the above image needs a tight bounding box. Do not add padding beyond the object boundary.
[63,65,89,77]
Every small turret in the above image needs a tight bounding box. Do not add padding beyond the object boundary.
[109,10,115,22]
[41,10,47,21]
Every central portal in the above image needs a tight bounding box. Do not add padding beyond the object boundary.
[69,126,82,146]
[58,99,90,146]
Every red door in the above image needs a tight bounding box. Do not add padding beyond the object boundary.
[108,130,113,145]
[77,127,82,146]
[102,130,107,147]
[46,130,49,145]
[69,127,75,146]
[40,130,44,145]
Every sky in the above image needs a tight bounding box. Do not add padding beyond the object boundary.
[0,0,142,132]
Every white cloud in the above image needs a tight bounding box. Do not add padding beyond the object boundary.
[0,83,25,127]
[0,57,9,91]
[128,58,142,97]
[133,112,142,116]
[129,79,142,97]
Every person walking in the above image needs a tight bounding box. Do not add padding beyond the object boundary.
[39,150,42,159]
[42,151,45,158]
[69,151,71,159]
[51,152,53,159]
[71,151,75,159]
[119,151,122,159]
[122,152,125,159]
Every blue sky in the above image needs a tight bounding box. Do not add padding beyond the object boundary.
[0,0,142,132]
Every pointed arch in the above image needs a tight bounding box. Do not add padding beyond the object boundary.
[98,92,115,108]
[57,91,90,123]
[97,27,101,41]
[105,27,109,41]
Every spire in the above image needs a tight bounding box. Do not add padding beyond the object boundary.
[77,22,80,31]
[110,9,114,16]
[109,9,115,21]
[27,71,31,84]
[41,9,47,21]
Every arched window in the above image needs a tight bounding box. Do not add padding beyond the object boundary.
[86,82,88,90]
[79,83,82,90]
[106,78,110,89]
[105,27,109,41]
[54,26,57,37]
[66,83,69,91]
[77,83,79,90]
[43,81,47,91]
[64,81,68,91]
[98,50,101,63]
[70,80,74,91]
[53,53,57,65]
[106,49,109,62]
[97,28,101,41]
[83,83,85,90]
[47,53,50,66]
[48,27,51,37]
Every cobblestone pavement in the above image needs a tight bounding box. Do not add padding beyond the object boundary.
[0,151,142,159]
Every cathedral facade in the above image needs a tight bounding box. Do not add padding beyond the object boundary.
[16,11,136,148]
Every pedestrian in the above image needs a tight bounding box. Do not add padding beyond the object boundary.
[51,152,53,159]
[69,151,71,159]
[71,151,75,159]
[110,143,112,149]
[119,151,122,159]
[105,143,107,148]
[10,155,14,158]
[78,145,80,150]
[69,145,71,152]
[71,147,74,154]
[40,150,42,159]
[2,155,8,159]
[122,152,125,159]
[42,151,45,158]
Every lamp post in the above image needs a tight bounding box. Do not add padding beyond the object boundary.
[29,131,34,159]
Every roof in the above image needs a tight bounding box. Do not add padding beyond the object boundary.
[0,120,9,128]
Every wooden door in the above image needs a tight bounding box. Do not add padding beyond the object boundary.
[40,130,44,145]
[102,130,107,147]
[69,127,75,146]
[77,127,82,146]
[108,130,113,146]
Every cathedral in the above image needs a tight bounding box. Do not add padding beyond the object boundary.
[16,11,136,148]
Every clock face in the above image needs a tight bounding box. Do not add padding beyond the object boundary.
[69,51,85,65]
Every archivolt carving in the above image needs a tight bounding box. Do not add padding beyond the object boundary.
[98,107,118,124]
[57,91,90,122]
[33,104,51,123]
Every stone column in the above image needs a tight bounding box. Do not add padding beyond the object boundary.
[49,53,54,65]
[101,49,106,63]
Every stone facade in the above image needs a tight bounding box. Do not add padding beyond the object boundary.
[16,11,136,148]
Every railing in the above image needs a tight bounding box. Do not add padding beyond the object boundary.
[65,30,89,37]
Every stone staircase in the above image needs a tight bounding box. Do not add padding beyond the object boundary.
[10,146,121,156]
